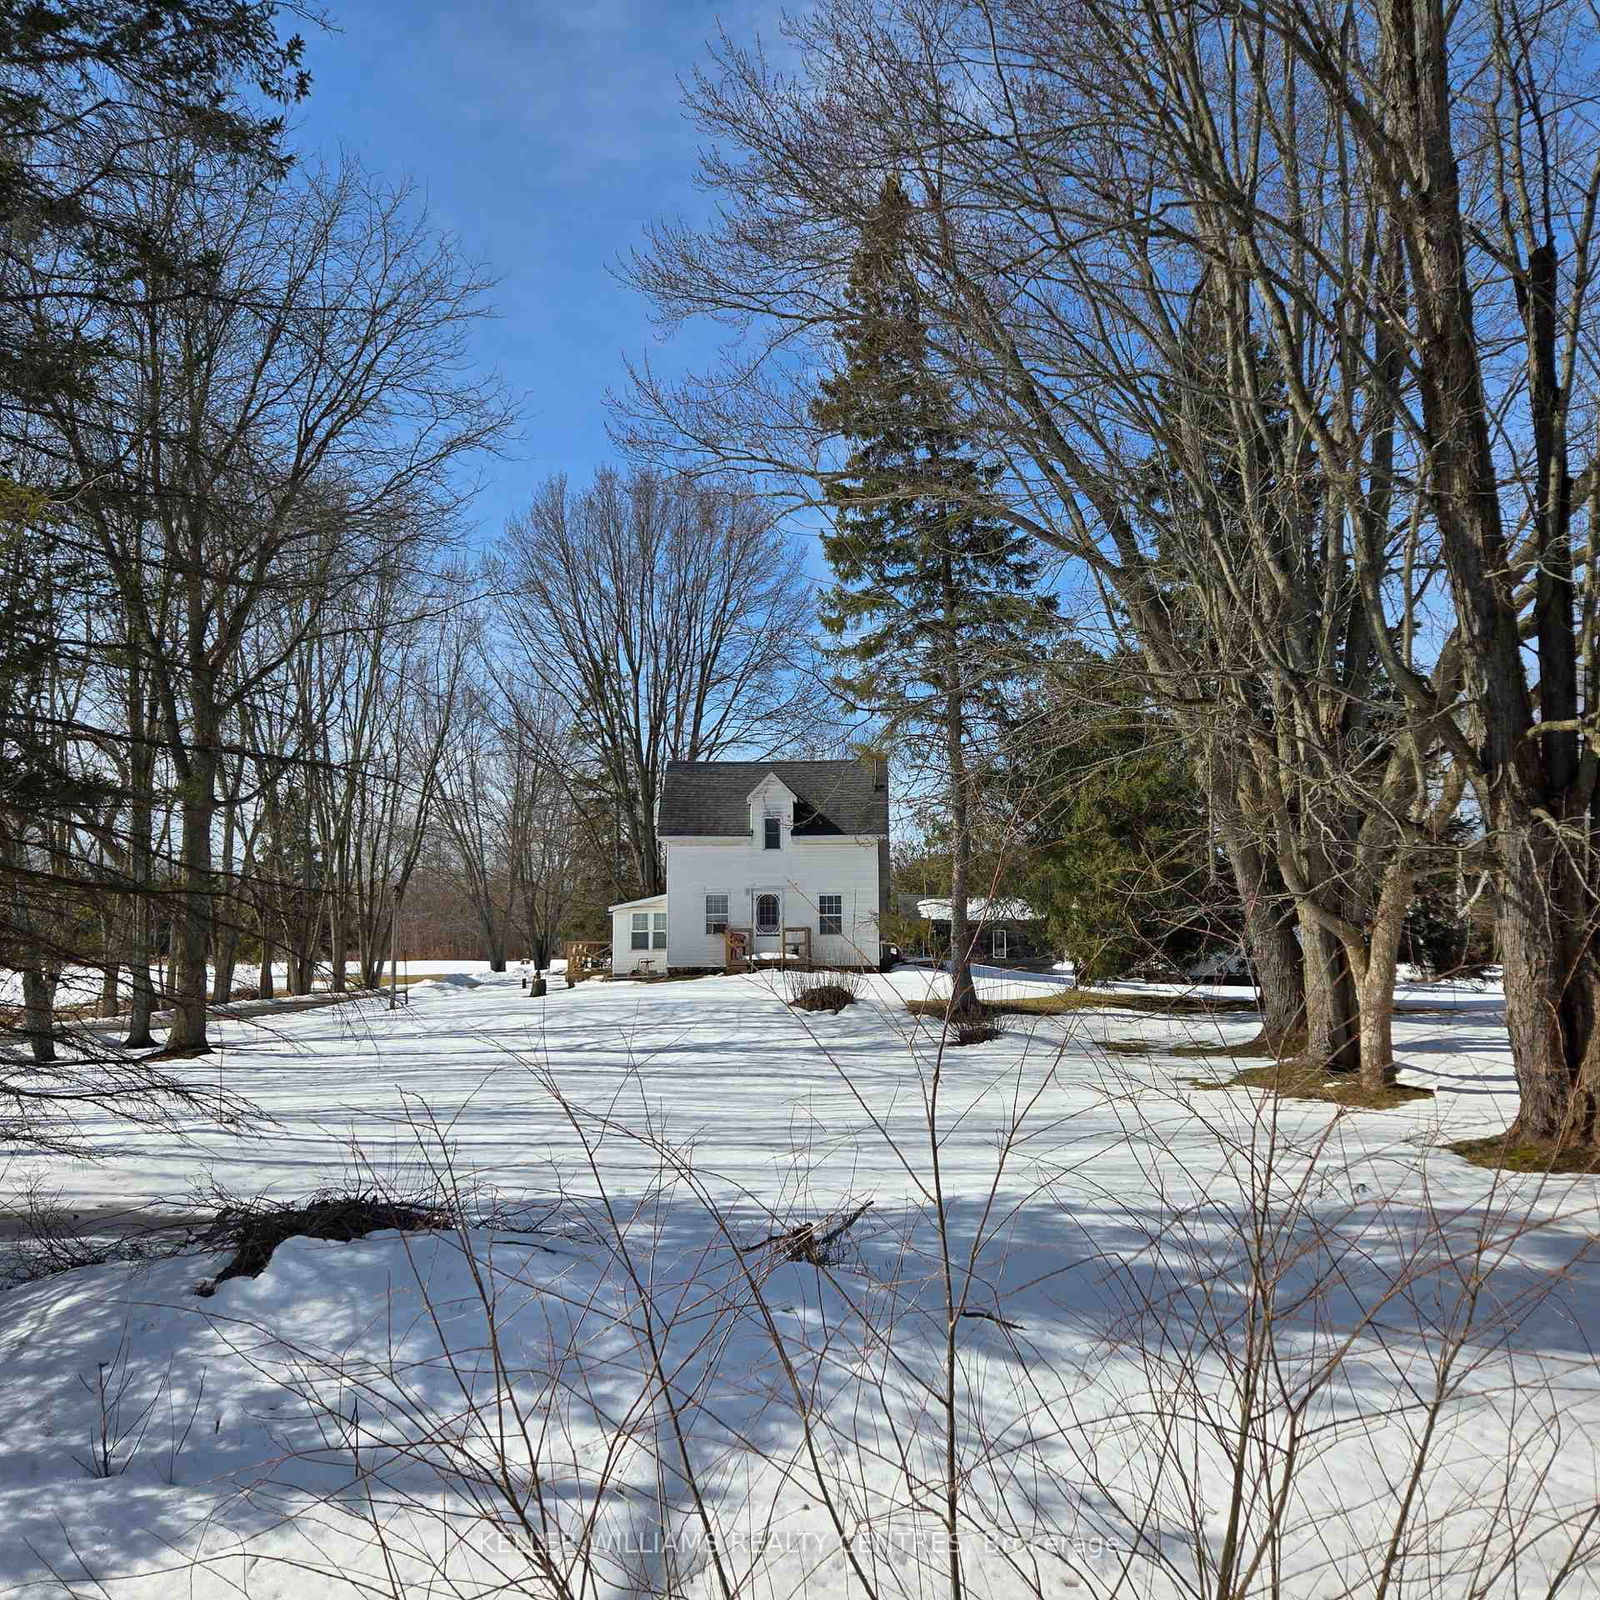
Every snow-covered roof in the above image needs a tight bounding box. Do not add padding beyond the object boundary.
[911,896,1040,924]
[609,892,668,912]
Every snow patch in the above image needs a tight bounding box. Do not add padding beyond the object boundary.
[410,971,482,992]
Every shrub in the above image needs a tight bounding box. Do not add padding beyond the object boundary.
[193,1188,455,1296]
[782,966,864,1013]
[0,1188,196,1290]
[744,1199,874,1267]
[791,983,858,1013]
[949,1019,1000,1046]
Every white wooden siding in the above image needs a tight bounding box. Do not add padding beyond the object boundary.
[661,832,882,970]
[612,772,885,974]
[609,894,667,975]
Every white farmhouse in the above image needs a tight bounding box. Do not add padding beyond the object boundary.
[609,756,890,975]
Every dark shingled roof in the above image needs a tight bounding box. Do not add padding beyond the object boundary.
[658,758,888,839]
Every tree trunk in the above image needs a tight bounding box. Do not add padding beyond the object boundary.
[628,766,666,899]
[20,968,58,1065]
[167,738,218,1054]
[95,897,118,1017]
[124,683,157,1050]
[210,794,239,1003]
[258,925,277,1001]
[210,927,238,1004]
[1376,0,1600,1142]
[1218,824,1306,1055]
[1499,820,1600,1143]
[385,889,402,1007]
[1349,866,1413,1091]
[944,631,978,1019]
[328,898,349,994]
[126,896,156,1051]
[1299,911,1361,1075]
[298,828,322,990]
[98,957,119,1019]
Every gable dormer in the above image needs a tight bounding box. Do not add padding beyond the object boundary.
[746,772,798,850]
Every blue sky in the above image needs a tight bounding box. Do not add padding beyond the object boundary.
[292,0,786,552]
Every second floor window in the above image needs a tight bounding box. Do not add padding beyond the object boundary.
[763,814,782,849]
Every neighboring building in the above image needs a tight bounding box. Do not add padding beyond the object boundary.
[609,756,890,975]
[900,895,1047,965]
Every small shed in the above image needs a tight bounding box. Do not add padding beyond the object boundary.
[609,893,668,976]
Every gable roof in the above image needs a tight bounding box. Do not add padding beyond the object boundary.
[659,758,888,839]
[609,892,668,912]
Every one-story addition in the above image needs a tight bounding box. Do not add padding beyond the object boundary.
[899,896,1047,964]
[610,756,890,975]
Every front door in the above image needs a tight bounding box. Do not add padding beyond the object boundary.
[753,889,784,957]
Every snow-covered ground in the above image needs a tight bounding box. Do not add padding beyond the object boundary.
[0,956,525,1008]
[0,967,1595,1597]
[0,966,1516,1208]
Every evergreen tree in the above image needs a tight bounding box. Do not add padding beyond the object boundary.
[1004,648,1227,983]
[813,177,1057,1014]
[0,1,306,469]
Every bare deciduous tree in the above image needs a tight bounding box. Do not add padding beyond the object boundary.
[490,468,827,897]
[619,0,1599,1139]
[38,155,506,1053]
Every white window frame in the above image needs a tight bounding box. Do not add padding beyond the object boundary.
[992,927,1008,961]
[755,892,782,935]
[705,893,730,935]
[763,813,782,850]
[630,912,650,951]
[818,894,843,937]
[652,912,667,950]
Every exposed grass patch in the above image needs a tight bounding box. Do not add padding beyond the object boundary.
[1098,1039,1156,1055]
[1,996,112,1025]
[1186,1061,1433,1111]
[907,989,1258,1023]
[1447,1135,1600,1175]
[1170,1034,1289,1060]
